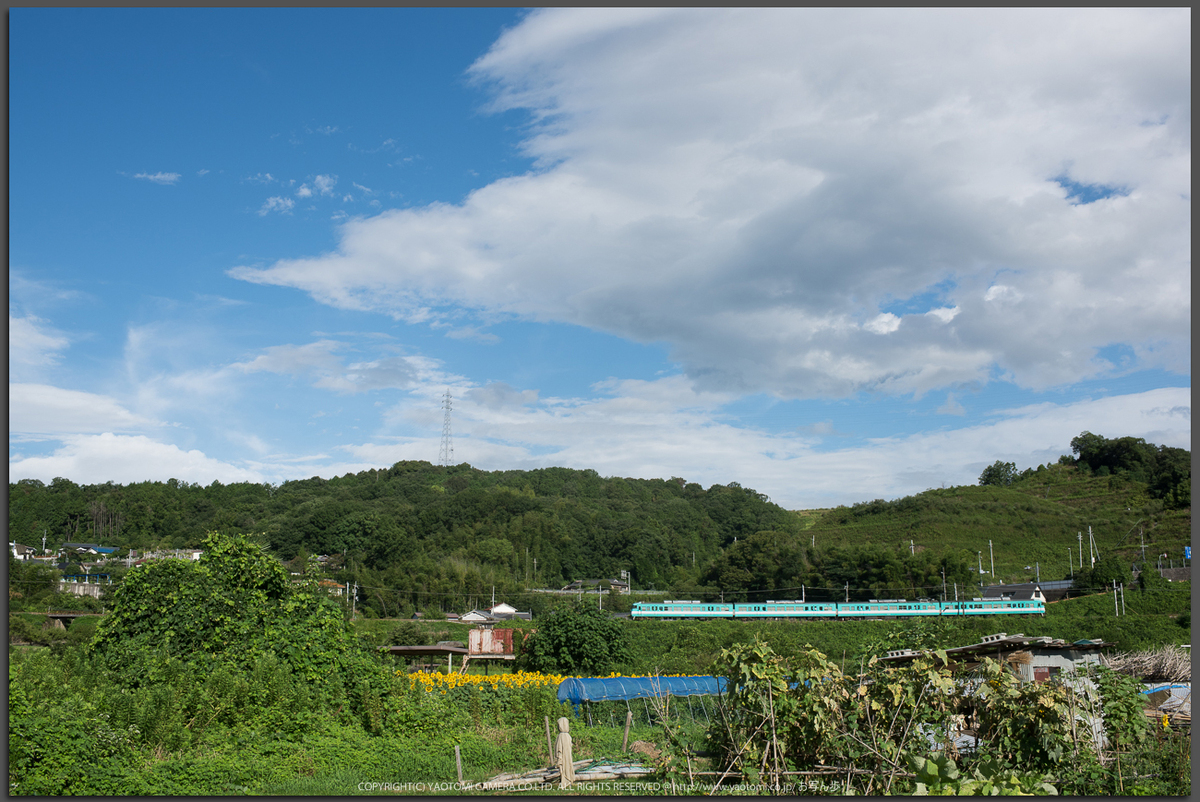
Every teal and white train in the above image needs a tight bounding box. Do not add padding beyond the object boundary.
[631,597,1044,620]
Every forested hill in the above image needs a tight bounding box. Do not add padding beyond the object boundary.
[8,462,802,612]
[8,432,1189,616]
[700,432,1190,603]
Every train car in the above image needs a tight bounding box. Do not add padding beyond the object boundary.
[630,600,734,619]
[732,600,838,619]
[940,598,1044,617]
[835,599,941,619]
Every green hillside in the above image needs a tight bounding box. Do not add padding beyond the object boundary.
[801,464,1190,585]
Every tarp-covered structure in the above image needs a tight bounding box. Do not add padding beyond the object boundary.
[557,675,726,705]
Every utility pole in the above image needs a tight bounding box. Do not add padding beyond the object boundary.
[845,582,849,603]
[1088,526,1095,568]
[1068,548,1073,579]
[989,540,994,578]
[1078,532,1083,569]
[953,582,957,602]
[1035,562,1039,582]
[1120,583,1126,615]
[977,551,983,577]
[1113,580,1118,616]
[910,539,914,555]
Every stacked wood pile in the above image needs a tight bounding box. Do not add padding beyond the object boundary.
[1101,645,1190,682]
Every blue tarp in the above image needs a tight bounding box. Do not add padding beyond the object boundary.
[557,675,726,704]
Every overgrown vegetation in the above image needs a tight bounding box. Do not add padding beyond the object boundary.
[679,637,1189,795]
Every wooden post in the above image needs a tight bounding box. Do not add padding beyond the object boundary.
[622,709,633,752]
[545,716,553,758]
[455,744,463,784]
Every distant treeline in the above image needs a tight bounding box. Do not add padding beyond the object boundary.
[8,463,804,614]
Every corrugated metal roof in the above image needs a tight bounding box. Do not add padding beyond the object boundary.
[881,632,1115,663]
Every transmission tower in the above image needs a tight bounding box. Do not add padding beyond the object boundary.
[438,389,454,466]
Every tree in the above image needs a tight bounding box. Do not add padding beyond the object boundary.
[523,602,631,674]
[1073,555,1131,593]
[89,531,371,688]
[978,461,1017,487]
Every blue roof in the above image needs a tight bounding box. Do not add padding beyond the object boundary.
[557,675,726,704]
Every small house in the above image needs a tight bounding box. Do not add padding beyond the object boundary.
[488,602,532,621]
[982,583,1047,604]
[461,609,496,624]
[317,579,346,597]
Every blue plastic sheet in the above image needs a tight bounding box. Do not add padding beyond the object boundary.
[557,675,726,704]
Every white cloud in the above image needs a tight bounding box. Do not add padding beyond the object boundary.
[10,383,161,437]
[232,340,422,394]
[258,196,295,215]
[9,433,263,485]
[313,174,337,196]
[296,185,313,198]
[9,314,69,377]
[864,313,901,335]
[230,9,1189,400]
[132,171,181,185]
[925,307,959,324]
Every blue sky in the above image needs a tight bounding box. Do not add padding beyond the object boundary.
[10,8,1191,509]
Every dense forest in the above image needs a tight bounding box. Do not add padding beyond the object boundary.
[8,432,1190,616]
[8,464,802,615]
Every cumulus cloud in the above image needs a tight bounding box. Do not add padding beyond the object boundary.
[313,174,337,196]
[132,171,181,185]
[230,9,1189,400]
[9,433,263,485]
[10,383,161,438]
